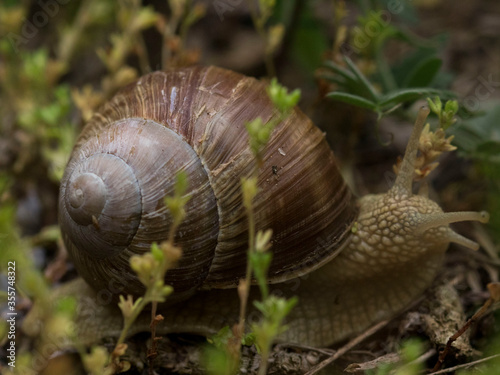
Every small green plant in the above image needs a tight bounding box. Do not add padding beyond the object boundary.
[0,44,76,181]
[72,0,205,120]
[0,2,205,372]
[0,1,120,182]
[82,171,189,375]
[427,96,459,130]
[72,0,160,121]
[245,78,300,167]
[246,0,285,77]
[160,0,206,67]
[0,176,78,374]
[204,78,300,375]
[391,97,458,182]
[323,2,455,121]
[323,55,449,119]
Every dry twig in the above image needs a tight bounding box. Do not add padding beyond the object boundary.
[303,319,390,375]
[430,353,500,374]
[431,282,500,372]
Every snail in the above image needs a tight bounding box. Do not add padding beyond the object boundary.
[54,66,489,348]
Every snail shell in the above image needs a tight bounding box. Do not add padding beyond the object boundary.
[59,66,358,300]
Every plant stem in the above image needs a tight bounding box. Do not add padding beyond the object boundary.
[238,196,256,329]
[115,296,150,349]
[136,36,152,74]
[245,0,276,77]
[56,0,95,76]
[258,348,270,375]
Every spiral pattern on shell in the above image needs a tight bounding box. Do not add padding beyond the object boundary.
[59,66,358,299]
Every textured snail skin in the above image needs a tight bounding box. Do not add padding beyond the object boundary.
[47,67,489,348]
[35,247,441,347]
[43,193,477,347]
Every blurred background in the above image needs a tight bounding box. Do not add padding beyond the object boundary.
[0,0,499,374]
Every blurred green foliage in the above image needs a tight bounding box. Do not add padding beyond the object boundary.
[451,105,500,238]
[323,5,454,119]
[323,0,498,244]
[0,42,76,182]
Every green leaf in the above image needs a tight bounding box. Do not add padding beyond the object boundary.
[323,59,383,101]
[173,170,189,197]
[391,46,443,87]
[319,73,348,87]
[378,88,448,108]
[250,251,273,298]
[241,332,256,346]
[253,295,298,323]
[343,56,380,102]
[403,56,442,88]
[323,61,357,83]
[326,92,378,111]
[151,242,164,262]
[164,171,191,228]
[207,326,232,348]
[267,78,301,113]
[241,177,258,209]
[427,96,442,115]
[203,342,237,375]
[450,104,500,153]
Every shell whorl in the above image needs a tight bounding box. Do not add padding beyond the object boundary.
[63,152,142,257]
[60,117,220,298]
[66,171,107,226]
[59,66,358,299]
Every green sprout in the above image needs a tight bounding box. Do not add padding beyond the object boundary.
[92,171,189,374]
[266,77,301,113]
[427,96,459,130]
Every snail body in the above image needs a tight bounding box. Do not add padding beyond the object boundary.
[57,66,488,347]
